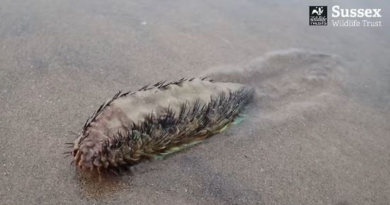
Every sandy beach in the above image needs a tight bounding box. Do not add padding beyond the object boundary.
[1,1,389,204]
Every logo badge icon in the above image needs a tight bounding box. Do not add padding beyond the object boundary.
[309,6,328,26]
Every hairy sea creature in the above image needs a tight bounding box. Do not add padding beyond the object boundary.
[66,78,254,174]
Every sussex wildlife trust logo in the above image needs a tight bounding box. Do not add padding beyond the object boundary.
[309,6,328,26]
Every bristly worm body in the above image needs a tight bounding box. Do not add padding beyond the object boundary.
[66,78,254,175]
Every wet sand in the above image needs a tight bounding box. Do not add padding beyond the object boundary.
[1,1,389,205]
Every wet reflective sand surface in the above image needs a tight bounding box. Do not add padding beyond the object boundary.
[1,1,389,204]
